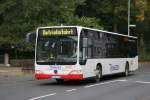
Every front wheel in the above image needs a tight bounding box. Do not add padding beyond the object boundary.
[94,65,102,82]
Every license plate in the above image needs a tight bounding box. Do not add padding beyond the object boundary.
[52,75,60,79]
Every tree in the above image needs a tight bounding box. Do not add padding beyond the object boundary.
[0,0,149,62]
[134,0,150,60]
[0,0,104,65]
[75,0,129,33]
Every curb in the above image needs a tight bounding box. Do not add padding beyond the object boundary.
[139,61,150,64]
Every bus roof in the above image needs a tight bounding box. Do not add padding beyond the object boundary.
[37,26,137,39]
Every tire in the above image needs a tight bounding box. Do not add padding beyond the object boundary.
[56,79,64,84]
[94,65,102,82]
[124,62,129,77]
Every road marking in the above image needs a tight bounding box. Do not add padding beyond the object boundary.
[28,79,150,100]
[117,79,127,82]
[28,93,56,100]
[84,80,119,88]
[66,89,77,92]
[117,79,150,84]
[135,81,150,84]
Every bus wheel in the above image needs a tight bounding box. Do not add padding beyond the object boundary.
[124,62,129,76]
[95,65,102,82]
[56,79,64,84]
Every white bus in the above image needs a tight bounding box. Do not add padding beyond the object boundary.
[35,26,138,83]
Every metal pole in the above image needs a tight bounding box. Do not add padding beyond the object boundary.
[128,0,131,36]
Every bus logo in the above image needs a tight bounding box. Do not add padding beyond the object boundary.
[109,64,119,71]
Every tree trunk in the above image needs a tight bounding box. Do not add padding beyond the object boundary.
[113,22,118,33]
[111,0,118,33]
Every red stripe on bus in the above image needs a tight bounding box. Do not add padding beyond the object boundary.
[35,74,51,79]
[35,74,83,80]
[60,74,83,80]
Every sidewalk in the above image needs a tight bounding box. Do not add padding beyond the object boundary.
[139,61,150,64]
[0,67,22,76]
[0,66,33,76]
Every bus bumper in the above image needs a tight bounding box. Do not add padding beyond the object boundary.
[35,74,83,80]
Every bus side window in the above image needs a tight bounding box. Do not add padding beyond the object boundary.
[80,29,93,59]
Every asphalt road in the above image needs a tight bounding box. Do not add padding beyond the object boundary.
[0,64,150,100]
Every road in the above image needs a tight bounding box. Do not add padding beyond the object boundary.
[0,64,150,100]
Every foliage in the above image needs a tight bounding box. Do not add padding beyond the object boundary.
[0,0,149,60]
[75,0,129,33]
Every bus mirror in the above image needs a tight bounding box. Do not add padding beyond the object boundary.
[83,38,88,47]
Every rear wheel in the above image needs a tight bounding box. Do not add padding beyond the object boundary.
[94,65,102,82]
[124,62,129,76]
[56,79,64,84]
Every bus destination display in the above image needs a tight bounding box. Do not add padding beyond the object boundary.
[41,28,76,36]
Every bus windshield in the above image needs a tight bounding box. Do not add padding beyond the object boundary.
[36,28,78,65]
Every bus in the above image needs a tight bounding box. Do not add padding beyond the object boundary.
[35,26,138,83]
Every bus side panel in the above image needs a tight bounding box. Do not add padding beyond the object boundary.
[82,58,126,78]
[82,57,138,79]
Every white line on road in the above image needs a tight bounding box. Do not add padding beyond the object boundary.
[28,79,150,100]
[117,79,150,84]
[84,80,119,88]
[117,79,128,82]
[28,93,56,100]
[66,89,77,92]
[135,81,150,84]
